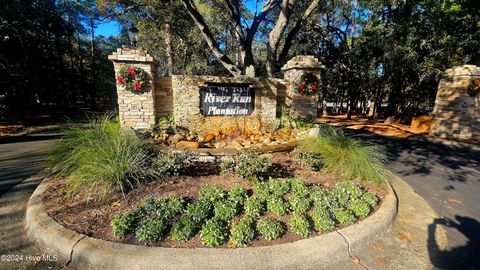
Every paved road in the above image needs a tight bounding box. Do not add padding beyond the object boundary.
[350,130,480,270]
[0,132,479,269]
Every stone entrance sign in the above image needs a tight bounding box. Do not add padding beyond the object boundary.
[200,84,255,116]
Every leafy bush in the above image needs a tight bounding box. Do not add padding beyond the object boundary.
[310,208,335,232]
[256,218,285,240]
[309,187,332,209]
[268,178,290,196]
[294,152,323,171]
[335,182,364,199]
[48,116,153,201]
[267,196,290,216]
[171,217,199,242]
[297,126,390,184]
[331,207,356,225]
[275,106,316,131]
[288,213,312,237]
[349,199,372,218]
[253,182,271,200]
[185,200,213,224]
[228,186,248,204]
[221,152,272,181]
[156,196,185,219]
[230,217,255,247]
[198,185,226,203]
[135,218,169,244]
[111,212,137,238]
[150,150,196,177]
[244,197,266,217]
[362,192,379,207]
[289,193,312,214]
[200,219,229,247]
[214,199,240,221]
[289,178,309,194]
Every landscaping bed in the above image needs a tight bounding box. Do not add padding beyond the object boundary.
[42,152,385,248]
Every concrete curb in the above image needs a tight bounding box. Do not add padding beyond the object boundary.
[26,175,398,270]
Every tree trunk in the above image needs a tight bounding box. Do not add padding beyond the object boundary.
[164,22,174,76]
[89,19,96,110]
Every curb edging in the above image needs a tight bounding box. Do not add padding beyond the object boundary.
[26,175,398,270]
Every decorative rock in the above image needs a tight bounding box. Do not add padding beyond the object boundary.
[197,134,206,142]
[262,137,271,144]
[204,134,216,143]
[228,141,243,149]
[410,115,433,134]
[169,134,185,144]
[176,141,200,149]
[214,141,227,149]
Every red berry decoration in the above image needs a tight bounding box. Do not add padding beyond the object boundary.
[467,79,480,97]
[118,65,147,93]
[295,72,319,95]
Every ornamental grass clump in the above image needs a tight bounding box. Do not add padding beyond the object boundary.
[48,115,153,202]
[298,126,390,185]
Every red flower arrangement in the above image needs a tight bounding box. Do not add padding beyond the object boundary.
[295,72,319,95]
[117,65,147,93]
[467,78,480,97]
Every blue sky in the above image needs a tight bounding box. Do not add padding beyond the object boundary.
[95,20,121,37]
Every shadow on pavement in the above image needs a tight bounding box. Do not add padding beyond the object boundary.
[428,216,480,270]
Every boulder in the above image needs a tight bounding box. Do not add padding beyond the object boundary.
[384,116,395,124]
[204,134,216,143]
[169,134,186,144]
[410,115,433,134]
[214,141,227,149]
[176,141,200,149]
[308,127,320,137]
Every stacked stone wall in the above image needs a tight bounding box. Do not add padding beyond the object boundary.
[430,65,480,141]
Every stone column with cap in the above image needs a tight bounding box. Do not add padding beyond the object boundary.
[108,47,157,129]
[430,65,480,141]
[282,55,324,119]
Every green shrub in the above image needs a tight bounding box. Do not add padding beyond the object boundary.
[185,200,213,224]
[331,207,356,225]
[297,126,390,184]
[171,217,199,242]
[310,208,335,232]
[157,196,185,219]
[150,150,196,177]
[309,186,332,209]
[230,217,255,247]
[294,152,323,171]
[200,219,229,247]
[111,212,137,238]
[349,199,372,218]
[362,192,379,207]
[221,152,272,181]
[289,178,309,194]
[335,182,364,199]
[289,193,312,214]
[198,185,226,203]
[267,196,290,216]
[244,197,266,217]
[256,218,285,240]
[268,178,290,196]
[253,182,271,200]
[288,213,312,237]
[48,115,153,201]
[135,218,168,244]
[228,186,248,204]
[331,188,350,207]
[275,106,316,131]
[214,199,240,221]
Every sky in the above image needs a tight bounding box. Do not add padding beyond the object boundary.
[95,20,121,37]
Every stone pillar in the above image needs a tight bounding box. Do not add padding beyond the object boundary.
[430,65,480,140]
[282,55,324,119]
[108,47,156,129]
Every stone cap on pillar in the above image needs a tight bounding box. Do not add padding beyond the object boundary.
[281,55,324,71]
[108,47,155,63]
[443,65,480,78]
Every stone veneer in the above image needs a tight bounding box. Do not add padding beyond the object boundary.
[108,47,156,129]
[430,65,480,141]
[172,75,280,135]
[109,47,323,133]
[282,56,324,119]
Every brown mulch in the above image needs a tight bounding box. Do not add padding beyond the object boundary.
[42,152,386,249]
